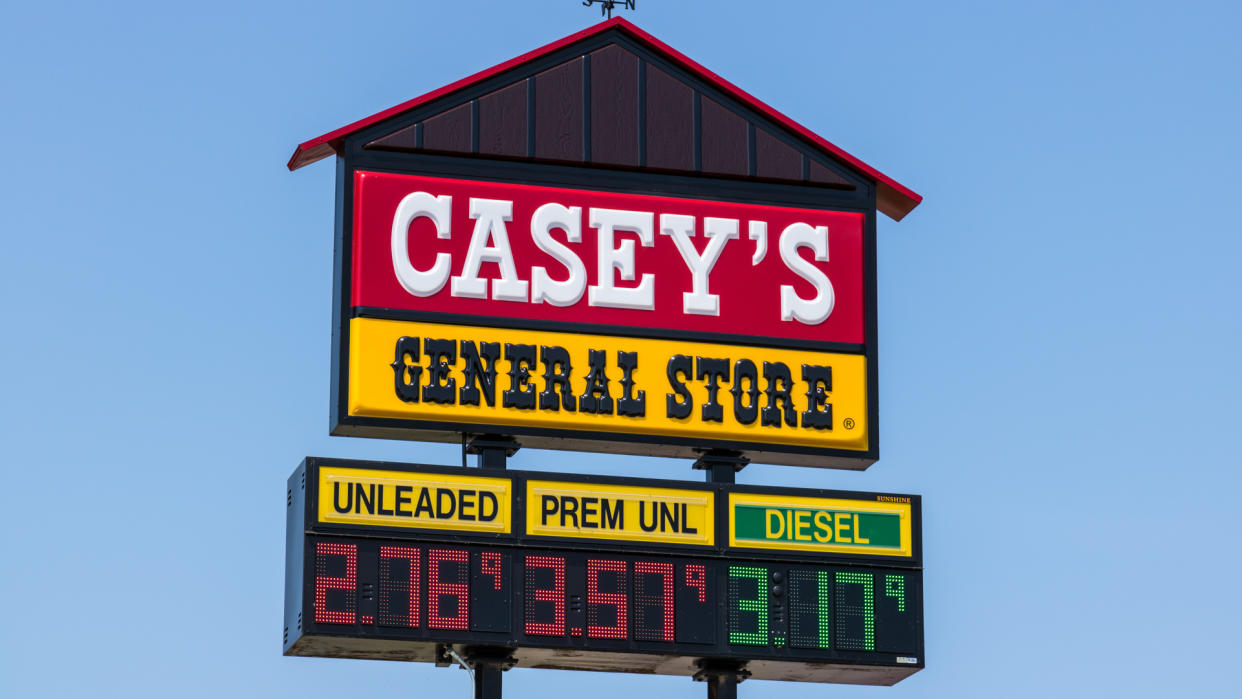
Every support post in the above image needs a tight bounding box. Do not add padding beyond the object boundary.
[473,665,502,699]
[693,658,751,699]
[465,646,517,699]
[692,449,748,484]
[707,674,737,699]
[692,450,749,697]
[466,434,520,470]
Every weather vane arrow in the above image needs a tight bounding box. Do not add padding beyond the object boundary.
[582,0,635,19]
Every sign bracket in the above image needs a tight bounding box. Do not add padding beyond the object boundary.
[692,450,749,484]
[466,434,521,470]
[444,646,474,680]
[693,658,750,699]
[466,646,517,699]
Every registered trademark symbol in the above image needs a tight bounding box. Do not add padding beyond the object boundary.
[843,418,856,430]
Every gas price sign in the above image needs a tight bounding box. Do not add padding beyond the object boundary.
[285,458,923,685]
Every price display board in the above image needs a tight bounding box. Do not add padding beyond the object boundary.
[285,458,923,686]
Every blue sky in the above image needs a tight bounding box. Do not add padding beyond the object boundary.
[2,1,1239,697]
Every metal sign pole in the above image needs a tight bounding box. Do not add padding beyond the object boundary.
[474,664,502,699]
[467,648,516,699]
[464,435,521,699]
[692,450,751,698]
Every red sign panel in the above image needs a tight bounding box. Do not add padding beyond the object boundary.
[353,171,865,346]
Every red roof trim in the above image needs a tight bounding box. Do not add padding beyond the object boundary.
[288,17,921,221]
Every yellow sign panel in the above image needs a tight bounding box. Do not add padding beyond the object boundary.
[347,317,868,451]
[526,480,714,546]
[318,466,511,533]
[729,492,913,558]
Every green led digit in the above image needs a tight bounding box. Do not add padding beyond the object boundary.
[885,574,906,612]
[727,565,768,645]
[789,569,831,649]
[817,570,831,649]
[834,571,874,651]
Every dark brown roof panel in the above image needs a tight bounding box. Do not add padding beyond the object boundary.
[644,63,694,171]
[366,123,418,151]
[478,81,528,158]
[422,102,472,153]
[755,127,803,181]
[534,58,584,162]
[700,97,748,177]
[808,158,852,188]
[589,45,640,167]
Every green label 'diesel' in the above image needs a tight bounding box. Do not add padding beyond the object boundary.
[733,505,901,549]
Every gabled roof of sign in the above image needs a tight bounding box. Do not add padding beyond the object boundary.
[288,17,921,221]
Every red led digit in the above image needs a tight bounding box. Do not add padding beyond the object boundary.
[634,561,674,642]
[480,552,503,591]
[378,545,420,627]
[314,541,357,624]
[586,559,628,640]
[524,555,566,636]
[428,549,469,630]
[686,564,707,603]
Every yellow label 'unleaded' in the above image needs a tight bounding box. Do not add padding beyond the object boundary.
[318,466,511,533]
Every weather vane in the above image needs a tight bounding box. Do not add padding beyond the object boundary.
[582,0,635,19]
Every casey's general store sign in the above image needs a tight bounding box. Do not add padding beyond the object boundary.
[289,18,920,468]
[285,17,925,688]
[349,172,867,454]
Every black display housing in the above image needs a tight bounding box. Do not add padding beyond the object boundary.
[285,457,923,686]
